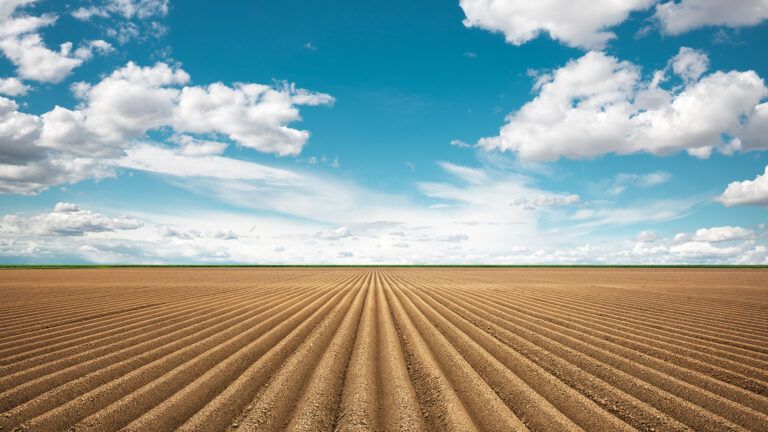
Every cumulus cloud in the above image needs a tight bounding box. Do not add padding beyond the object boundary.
[459,0,768,49]
[1,202,142,236]
[0,2,109,83]
[173,82,334,156]
[718,166,768,206]
[478,49,767,161]
[459,0,655,49]
[645,225,764,261]
[52,62,333,156]
[742,103,768,151]
[671,47,709,82]
[670,241,742,258]
[691,226,754,242]
[72,39,114,61]
[622,226,767,263]
[0,77,28,96]
[0,62,333,194]
[0,96,43,164]
[0,96,120,195]
[0,35,83,83]
[655,0,768,35]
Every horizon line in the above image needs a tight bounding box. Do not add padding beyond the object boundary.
[2,264,767,269]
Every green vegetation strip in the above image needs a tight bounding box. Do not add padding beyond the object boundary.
[1,265,766,269]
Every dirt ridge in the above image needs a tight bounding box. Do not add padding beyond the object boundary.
[1,267,766,431]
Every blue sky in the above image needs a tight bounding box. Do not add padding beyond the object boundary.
[1,0,767,264]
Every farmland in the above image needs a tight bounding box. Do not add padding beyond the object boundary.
[1,267,767,431]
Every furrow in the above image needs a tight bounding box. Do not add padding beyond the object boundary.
[383,273,526,431]
[337,271,381,432]
[188,272,367,432]
[373,271,427,432]
[12,275,354,431]
[437,282,758,432]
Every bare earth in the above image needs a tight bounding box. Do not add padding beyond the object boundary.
[1,268,767,431]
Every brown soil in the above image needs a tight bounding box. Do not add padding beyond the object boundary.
[1,267,767,431]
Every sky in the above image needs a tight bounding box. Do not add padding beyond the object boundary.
[1,0,768,264]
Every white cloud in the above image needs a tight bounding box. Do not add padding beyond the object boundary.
[512,194,580,210]
[670,241,742,258]
[117,145,300,181]
[1,202,142,236]
[0,2,108,83]
[139,165,549,263]
[605,172,672,195]
[655,0,768,35]
[459,0,655,49]
[437,161,488,184]
[625,225,766,262]
[691,226,754,242]
[73,0,169,44]
[433,233,469,243]
[69,62,191,147]
[568,198,696,228]
[314,226,353,240]
[0,1,54,38]
[72,39,114,60]
[742,103,768,151]
[174,82,334,156]
[0,62,334,194]
[212,229,238,240]
[0,96,43,164]
[533,194,580,207]
[671,47,709,82]
[0,77,28,96]
[2,199,765,264]
[157,225,202,240]
[635,230,658,242]
[108,0,168,19]
[73,0,168,20]
[478,50,768,161]
[450,139,472,148]
[718,166,768,206]
[459,0,768,48]
[171,135,228,156]
[71,7,108,21]
[53,202,78,213]
[636,172,672,187]
[0,34,83,83]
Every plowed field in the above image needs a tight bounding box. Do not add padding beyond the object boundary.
[1,267,767,431]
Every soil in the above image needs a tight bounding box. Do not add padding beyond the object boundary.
[1,267,766,431]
